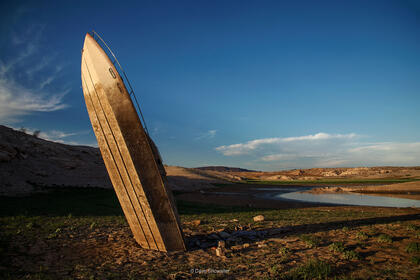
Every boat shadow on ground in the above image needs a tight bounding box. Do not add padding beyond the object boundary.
[185,213,420,251]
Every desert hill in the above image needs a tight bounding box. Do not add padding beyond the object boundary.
[0,125,235,196]
[231,166,420,182]
[195,166,255,172]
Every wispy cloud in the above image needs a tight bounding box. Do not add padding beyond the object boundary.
[12,126,97,147]
[215,133,420,168]
[39,130,78,140]
[0,43,37,76]
[215,133,357,156]
[0,24,68,123]
[195,129,217,140]
[0,78,68,122]
[39,76,55,89]
[26,56,53,78]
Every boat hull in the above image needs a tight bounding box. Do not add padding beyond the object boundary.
[81,33,185,252]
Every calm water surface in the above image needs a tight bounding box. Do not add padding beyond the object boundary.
[276,191,420,208]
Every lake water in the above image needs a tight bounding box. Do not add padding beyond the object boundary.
[276,191,420,208]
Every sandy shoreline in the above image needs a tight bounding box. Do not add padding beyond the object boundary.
[176,182,420,210]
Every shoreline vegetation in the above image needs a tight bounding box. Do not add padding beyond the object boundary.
[306,180,420,195]
[243,177,420,186]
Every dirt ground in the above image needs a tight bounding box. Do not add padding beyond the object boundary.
[1,185,420,279]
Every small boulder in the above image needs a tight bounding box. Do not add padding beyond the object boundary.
[253,215,265,222]
[231,245,243,250]
[215,247,224,257]
[215,240,226,256]
[192,219,201,226]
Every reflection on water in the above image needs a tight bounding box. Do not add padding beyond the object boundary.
[252,187,312,192]
[276,191,420,208]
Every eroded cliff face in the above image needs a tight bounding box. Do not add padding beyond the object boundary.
[0,125,232,196]
[0,125,112,195]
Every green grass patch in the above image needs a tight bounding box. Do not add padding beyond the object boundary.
[406,242,420,254]
[356,231,369,240]
[407,224,420,231]
[280,259,332,280]
[329,242,345,253]
[277,246,291,263]
[342,249,361,261]
[300,234,321,248]
[376,234,393,243]
[341,226,350,232]
[411,256,420,265]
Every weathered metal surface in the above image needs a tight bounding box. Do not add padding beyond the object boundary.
[81,33,185,252]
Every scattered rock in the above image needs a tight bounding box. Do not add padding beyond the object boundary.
[234,224,249,231]
[191,219,201,226]
[215,247,224,257]
[183,228,192,234]
[253,215,265,222]
[107,234,115,241]
[231,245,243,250]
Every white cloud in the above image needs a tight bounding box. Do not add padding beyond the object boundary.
[39,130,78,140]
[12,126,76,141]
[215,133,357,156]
[215,133,420,168]
[0,77,68,122]
[281,132,357,142]
[12,126,97,147]
[345,142,420,165]
[261,153,318,162]
[195,129,217,140]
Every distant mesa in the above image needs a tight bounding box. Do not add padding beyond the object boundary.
[195,166,256,172]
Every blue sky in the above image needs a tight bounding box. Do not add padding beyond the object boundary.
[0,0,419,170]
